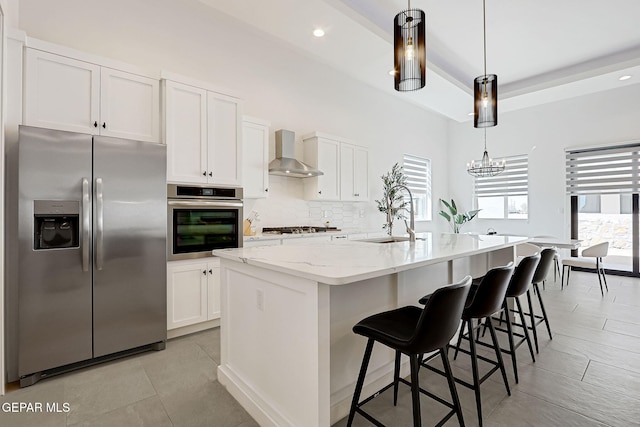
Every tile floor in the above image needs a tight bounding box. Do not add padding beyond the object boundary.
[1,270,640,426]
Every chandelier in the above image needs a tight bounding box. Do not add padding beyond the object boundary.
[467,129,505,177]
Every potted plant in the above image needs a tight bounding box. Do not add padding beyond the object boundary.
[439,199,480,233]
[375,163,409,236]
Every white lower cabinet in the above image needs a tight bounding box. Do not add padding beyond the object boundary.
[167,258,221,331]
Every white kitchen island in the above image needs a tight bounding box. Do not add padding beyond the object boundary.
[213,232,528,427]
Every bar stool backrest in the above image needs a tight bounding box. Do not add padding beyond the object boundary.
[507,253,540,297]
[532,248,556,285]
[411,276,472,353]
[464,263,514,319]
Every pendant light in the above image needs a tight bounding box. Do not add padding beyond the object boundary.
[394,0,426,91]
[474,0,497,127]
[467,129,505,177]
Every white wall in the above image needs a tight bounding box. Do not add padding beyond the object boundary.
[448,83,640,237]
[17,0,450,232]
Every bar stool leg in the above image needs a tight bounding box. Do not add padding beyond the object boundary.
[486,318,511,396]
[454,319,467,361]
[502,301,518,383]
[467,322,483,427]
[409,354,422,427]
[515,297,535,363]
[393,350,401,406]
[347,339,374,427]
[534,283,552,340]
[526,289,539,353]
[441,346,465,427]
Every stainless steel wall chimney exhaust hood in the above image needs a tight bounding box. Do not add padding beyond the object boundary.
[268,129,323,178]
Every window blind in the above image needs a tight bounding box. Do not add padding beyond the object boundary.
[474,155,528,197]
[566,142,640,195]
[402,154,432,220]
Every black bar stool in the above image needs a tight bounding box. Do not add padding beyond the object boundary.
[346,276,472,427]
[479,253,540,384]
[527,248,555,353]
[424,264,513,427]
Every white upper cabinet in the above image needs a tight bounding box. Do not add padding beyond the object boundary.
[24,48,159,142]
[304,132,368,201]
[164,78,242,185]
[303,134,340,200]
[242,116,270,199]
[164,80,208,184]
[207,92,242,186]
[100,67,160,142]
[24,49,100,135]
[341,143,369,201]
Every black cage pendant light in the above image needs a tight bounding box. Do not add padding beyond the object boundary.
[394,0,426,91]
[474,0,497,127]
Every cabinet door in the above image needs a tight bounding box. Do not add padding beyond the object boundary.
[242,119,270,198]
[353,146,369,200]
[164,81,208,183]
[167,261,208,330]
[24,49,100,134]
[100,68,160,142]
[207,262,221,320]
[316,138,340,200]
[207,92,242,185]
[340,144,356,201]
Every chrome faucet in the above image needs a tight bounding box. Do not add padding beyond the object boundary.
[387,184,415,242]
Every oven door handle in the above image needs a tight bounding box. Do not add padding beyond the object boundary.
[168,200,243,208]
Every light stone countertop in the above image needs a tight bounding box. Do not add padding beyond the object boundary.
[242,228,377,242]
[215,232,529,285]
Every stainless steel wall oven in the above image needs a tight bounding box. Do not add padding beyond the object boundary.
[168,184,243,260]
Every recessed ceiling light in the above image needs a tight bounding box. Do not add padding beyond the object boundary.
[388,69,396,76]
[619,75,632,81]
[313,28,325,38]
[467,112,475,116]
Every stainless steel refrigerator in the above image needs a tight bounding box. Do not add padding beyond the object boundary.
[17,125,167,386]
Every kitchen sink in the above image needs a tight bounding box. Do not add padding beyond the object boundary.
[359,236,425,243]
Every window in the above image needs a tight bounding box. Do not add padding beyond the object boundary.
[403,154,432,221]
[474,154,528,219]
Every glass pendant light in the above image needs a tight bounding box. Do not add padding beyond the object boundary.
[474,0,497,127]
[394,0,426,91]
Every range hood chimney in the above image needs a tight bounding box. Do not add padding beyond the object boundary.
[268,130,323,178]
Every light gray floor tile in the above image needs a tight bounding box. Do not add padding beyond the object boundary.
[160,380,258,427]
[69,396,172,427]
[63,359,157,425]
[144,352,218,399]
[603,317,640,337]
[485,390,611,427]
[0,378,67,427]
[583,360,640,399]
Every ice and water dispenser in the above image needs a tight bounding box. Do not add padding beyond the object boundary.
[33,200,80,250]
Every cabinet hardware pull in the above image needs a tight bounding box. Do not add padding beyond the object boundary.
[318,190,322,195]
[265,188,269,192]
[209,172,213,177]
[203,171,207,176]
[203,270,207,275]
[209,269,213,274]
[94,121,98,128]
[102,122,106,129]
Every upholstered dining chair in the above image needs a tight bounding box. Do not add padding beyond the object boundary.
[561,242,609,296]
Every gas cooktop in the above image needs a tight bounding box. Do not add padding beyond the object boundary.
[262,226,341,234]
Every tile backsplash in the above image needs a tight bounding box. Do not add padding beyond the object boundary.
[243,175,381,230]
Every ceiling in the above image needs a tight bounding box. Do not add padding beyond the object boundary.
[199,0,640,122]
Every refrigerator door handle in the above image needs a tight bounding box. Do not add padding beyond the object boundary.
[82,178,90,272]
[95,177,104,271]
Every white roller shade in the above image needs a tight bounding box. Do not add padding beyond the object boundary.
[566,142,640,195]
[474,155,528,197]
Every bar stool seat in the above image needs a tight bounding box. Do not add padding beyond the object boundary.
[347,276,472,427]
